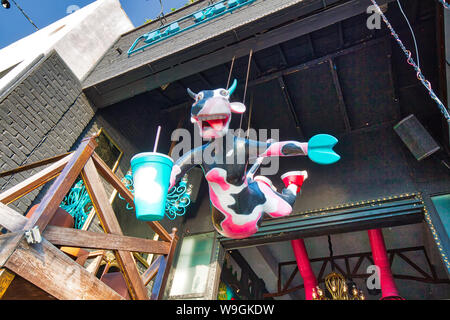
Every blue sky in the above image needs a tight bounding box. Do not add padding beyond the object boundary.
[0,0,189,49]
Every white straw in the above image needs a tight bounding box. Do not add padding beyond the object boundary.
[153,126,161,153]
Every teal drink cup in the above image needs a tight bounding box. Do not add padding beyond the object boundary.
[130,152,174,221]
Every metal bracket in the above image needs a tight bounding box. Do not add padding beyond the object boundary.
[24,226,42,244]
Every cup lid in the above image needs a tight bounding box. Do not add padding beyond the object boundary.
[131,152,174,164]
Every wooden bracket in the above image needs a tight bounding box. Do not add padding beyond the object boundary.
[0,135,178,300]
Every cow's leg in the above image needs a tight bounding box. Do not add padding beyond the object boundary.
[255,171,308,218]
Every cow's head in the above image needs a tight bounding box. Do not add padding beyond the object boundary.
[187,79,246,139]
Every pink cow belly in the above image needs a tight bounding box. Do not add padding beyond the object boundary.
[205,168,293,239]
[209,186,262,239]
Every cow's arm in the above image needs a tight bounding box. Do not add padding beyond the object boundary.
[169,146,204,190]
[246,138,308,158]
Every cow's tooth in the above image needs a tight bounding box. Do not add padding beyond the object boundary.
[198,114,227,121]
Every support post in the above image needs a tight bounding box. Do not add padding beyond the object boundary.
[82,157,149,300]
[151,228,178,300]
[367,229,402,299]
[291,239,317,300]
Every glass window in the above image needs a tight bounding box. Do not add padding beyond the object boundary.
[431,194,450,237]
[169,232,215,297]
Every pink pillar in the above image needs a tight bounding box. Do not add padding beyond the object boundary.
[291,239,318,300]
[367,229,402,299]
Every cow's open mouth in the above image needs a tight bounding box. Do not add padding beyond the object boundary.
[196,114,229,132]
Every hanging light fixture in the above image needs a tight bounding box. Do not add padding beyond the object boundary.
[312,272,365,300]
[312,236,365,300]
[1,0,10,9]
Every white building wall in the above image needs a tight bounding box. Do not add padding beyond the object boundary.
[0,0,133,89]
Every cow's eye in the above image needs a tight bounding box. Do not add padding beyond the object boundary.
[197,92,204,101]
[220,90,228,96]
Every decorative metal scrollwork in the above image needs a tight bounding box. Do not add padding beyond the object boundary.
[60,180,92,229]
[165,180,191,220]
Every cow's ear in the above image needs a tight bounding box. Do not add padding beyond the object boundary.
[230,102,246,114]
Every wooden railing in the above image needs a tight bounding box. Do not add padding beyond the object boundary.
[0,135,177,300]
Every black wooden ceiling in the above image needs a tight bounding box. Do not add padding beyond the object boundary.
[126,0,441,143]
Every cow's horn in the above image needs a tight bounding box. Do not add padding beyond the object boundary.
[187,88,197,99]
[228,79,237,96]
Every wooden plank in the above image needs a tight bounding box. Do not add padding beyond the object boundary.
[151,229,178,300]
[4,238,123,300]
[81,157,149,300]
[24,137,97,231]
[328,58,351,133]
[44,226,171,255]
[0,203,28,232]
[142,255,162,286]
[0,268,15,299]
[91,152,172,242]
[0,152,71,179]
[0,153,73,205]
[0,232,24,267]
[85,254,104,275]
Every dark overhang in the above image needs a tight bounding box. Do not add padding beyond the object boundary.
[82,0,394,108]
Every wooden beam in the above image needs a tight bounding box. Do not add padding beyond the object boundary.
[256,245,300,299]
[4,238,123,300]
[161,37,387,117]
[328,59,351,133]
[151,228,178,300]
[142,255,162,286]
[157,88,175,105]
[44,226,171,255]
[0,152,71,179]
[0,203,28,232]
[0,153,73,205]
[90,152,172,242]
[85,254,104,275]
[0,232,24,267]
[24,137,97,232]
[277,44,288,66]
[277,76,304,139]
[90,0,394,108]
[249,37,386,88]
[307,34,316,58]
[81,157,149,300]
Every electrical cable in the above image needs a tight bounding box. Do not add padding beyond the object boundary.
[369,0,450,121]
[396,0,420,69]
[10,0,39,30]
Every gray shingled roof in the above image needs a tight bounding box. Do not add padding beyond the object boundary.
[82,0,308,88]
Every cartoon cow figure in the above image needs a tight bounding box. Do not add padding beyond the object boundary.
[169,80,340,239]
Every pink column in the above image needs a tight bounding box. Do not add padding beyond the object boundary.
[291,239,318,300]
[367,229,402,299]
